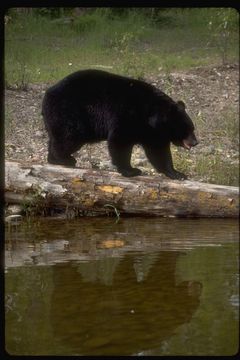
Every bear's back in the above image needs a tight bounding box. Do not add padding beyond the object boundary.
[46,69,155,101]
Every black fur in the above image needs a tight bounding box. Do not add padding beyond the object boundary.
[42,69,198,179]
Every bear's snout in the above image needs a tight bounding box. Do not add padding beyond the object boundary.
[183,133,199,150]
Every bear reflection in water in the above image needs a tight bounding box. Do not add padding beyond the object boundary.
[42,70,198,180]
[51,251,202,355]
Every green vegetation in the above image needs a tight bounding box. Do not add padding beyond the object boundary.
[172,106,239,186]
[5,8,239,86]
[104,204,121,221]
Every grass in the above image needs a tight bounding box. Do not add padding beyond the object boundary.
[172,106,239,187]
[197,155,239,186]
[5,8,239,85]
[172,146,239,186]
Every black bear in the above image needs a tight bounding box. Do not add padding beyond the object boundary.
[42,69,198,179]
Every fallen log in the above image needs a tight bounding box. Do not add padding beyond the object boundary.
[5,160,239,218]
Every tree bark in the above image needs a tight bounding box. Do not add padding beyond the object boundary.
[5,161,239,218]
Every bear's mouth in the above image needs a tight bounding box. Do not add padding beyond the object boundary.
[182,134,199,150]
[172,134,198,150]
[173,139,193,149]
[182,140,192,150]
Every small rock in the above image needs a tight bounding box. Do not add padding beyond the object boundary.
[35,130,43,137]
[134,159,148,167]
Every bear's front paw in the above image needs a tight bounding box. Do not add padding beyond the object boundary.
[119,167,142,177]
[164,170,187,180]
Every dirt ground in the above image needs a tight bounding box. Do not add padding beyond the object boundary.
[5,64,239,183]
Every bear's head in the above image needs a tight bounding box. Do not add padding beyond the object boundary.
[149,100,198,149]
[169,100,198,149]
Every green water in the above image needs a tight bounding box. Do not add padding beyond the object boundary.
[5,218,239,356]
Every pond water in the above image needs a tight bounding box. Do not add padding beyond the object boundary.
[5,217,239,356]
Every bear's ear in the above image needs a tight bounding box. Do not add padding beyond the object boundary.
[177,100,186,110]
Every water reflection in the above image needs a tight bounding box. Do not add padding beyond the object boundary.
[50,252,202,355]
[5,218,238,268]
[5,218,239,355]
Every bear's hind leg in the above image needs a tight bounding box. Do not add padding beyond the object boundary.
[47,138,79,167]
